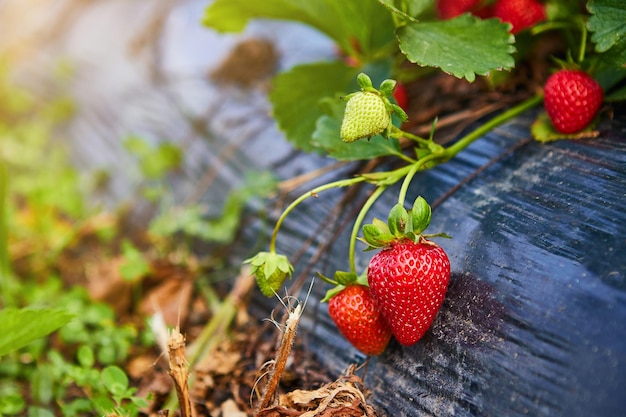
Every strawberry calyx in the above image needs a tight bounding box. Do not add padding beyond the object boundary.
[360,196,450,250]
[319,270,368,302]
[244,251,294,297]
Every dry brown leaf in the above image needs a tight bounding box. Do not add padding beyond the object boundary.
[257,366,378,417]
[219,399,247,417]
[140,278,194,327]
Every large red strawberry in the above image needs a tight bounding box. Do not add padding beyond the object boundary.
[493,0,546,34]
[544,69,604,134]
[328,284,392,355]
[361,196,451,346]
[367,240,450,346]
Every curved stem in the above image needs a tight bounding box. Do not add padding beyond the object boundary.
[348,185,387,274]
[269,176,366,253]
[443,94,543,159]
[390,125,429,147]
[397,161,421,206]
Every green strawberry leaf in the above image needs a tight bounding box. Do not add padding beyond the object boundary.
[270,62,358,152]
[587,0,626,53]
[203,0,395,60]
[587,0,626,70]
[397,14,516,82]
[312,114,402,160]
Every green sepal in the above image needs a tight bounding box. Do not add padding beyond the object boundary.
[334,270,358,286]
[372,217,390,234]
[321,271,368,303]
[360,196,450,250]
[388,203,409,237]
[340,92,357,103]
[390,103,409,122]
[423,232,452,239]
[410,196,432,234]
[315,271,337,285]
[379,79,397,96]
[361,223,387,248]
[355,271,369,286]
[357,73,373,90]
[322,285,346,302]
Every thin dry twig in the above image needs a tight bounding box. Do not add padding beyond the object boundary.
[167,328,193,417]
[256,302,303,413]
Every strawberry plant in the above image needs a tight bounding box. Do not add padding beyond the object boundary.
[203,0,625,356]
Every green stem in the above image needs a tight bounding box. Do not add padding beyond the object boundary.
[348,185,387,274]
[578,17,587,64]
[269,176,366,253]
[397,94,544,207]
[390,126,429,147]
[443,94,544,158]
[396,155,438,206]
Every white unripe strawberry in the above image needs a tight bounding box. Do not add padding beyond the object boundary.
[339,73,407,143]
[340,92,391,142]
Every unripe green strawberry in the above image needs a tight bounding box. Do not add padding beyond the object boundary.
[244,252,293,297]
[368,239,450,346]
[340,91,391,143]
[328,284,392,355]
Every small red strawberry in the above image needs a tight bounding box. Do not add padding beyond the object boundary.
[543,69,604,134]
[328,284,392,355]
[393,83,409,112]
[361,196,451,346]
[368,240,450,346]
[436,0,491,20]
[493,0,546,34]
